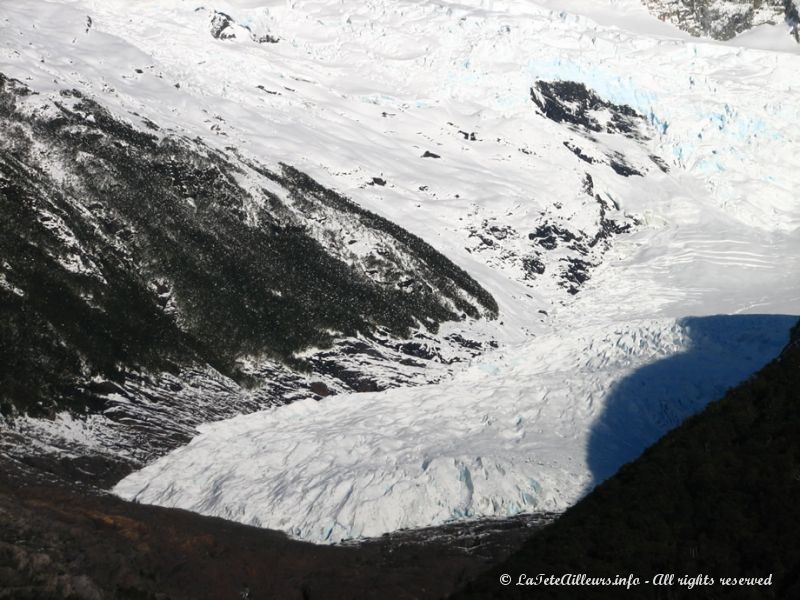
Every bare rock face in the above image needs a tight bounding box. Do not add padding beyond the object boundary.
[643,0,799,41]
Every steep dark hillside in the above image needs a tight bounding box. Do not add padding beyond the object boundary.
[453,319,800,599]
[0,73,496,421]
[0,455,544,600]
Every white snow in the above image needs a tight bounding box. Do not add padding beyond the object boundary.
[113,316,795,542]
[2,0,798,543]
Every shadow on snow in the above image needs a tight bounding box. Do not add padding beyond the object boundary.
[586,314,798,487]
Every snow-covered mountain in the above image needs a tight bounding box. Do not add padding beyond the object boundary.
[0,71,506,478]
[2,0,799,544]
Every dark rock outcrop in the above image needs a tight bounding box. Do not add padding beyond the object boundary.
[643,0,799,41]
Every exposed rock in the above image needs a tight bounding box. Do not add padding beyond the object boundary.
[522,256,546,277]
[532,81,649,140]
[203,8,280,44]
[209,11,236,40]
[528,223,579,250]
[643,0,798,41]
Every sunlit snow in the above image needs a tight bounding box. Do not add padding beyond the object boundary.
[3,0,796,543]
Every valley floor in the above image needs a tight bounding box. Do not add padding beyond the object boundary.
[0,455,545,600]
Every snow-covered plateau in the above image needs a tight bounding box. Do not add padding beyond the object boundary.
[2,0,799,543]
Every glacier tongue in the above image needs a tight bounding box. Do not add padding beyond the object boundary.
[114,315,795,543]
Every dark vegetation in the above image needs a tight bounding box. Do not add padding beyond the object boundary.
[453,320,800,599]
[268,165,497,321]
[0,456,545,600]
[0,73,495,418]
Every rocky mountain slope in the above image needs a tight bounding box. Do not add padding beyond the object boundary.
[643,0,799,41]
[1,72,498,479]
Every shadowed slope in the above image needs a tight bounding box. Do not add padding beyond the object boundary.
[587,314,799,484]
[453,318,800,599]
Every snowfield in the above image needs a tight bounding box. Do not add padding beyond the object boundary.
[2,0,798,543]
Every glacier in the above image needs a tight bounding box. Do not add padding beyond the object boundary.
[2,0,798,543]
[114,315,796,542]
